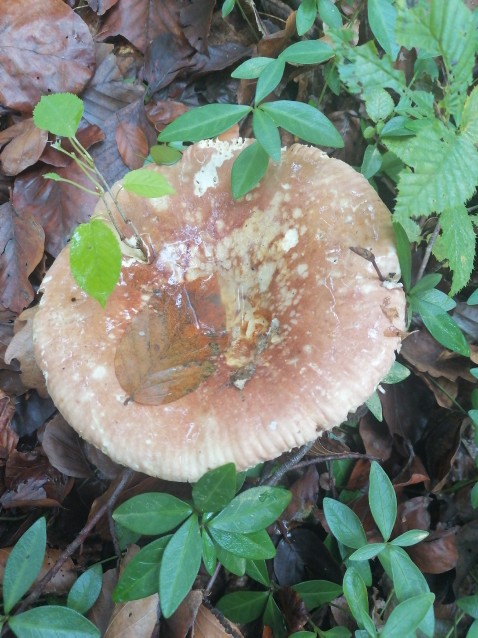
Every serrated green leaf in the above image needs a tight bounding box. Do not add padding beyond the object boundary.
[261,100,343,147]
[369,462,396,541]
[3,518,46,614]
[317,0,342,28]
[33,93,83,138]
[381,361,410,385]
[365,392,383,422]
[231,141,269,199]
[9,606,100,638]
[150,144,182,165]
[159,515,202,617]
[122,169,175,198]
[216,590,269,624]
[411,299,469,356]
[380,593,434,638]
[386,120,478,219]
[67,564,103,614]
[461,85,478,144]
[337,41,405,95]
[252,109,281,163]
[323,498,367,549]
[349,543,386,561]
[210,486,291,533]
[113,536,171,602]
[343,567,370,629]
[390,530,429,547]
[364,88,395,122]
[231,57,274,79]
[201,529,217,575]
[296,0,318,36]
[433,206,476,295]
[112,493,192,535]
[367,0,399,60]
[158,104,252,142]
[192,463,237,513]
[279,40,334,65]
[457,594,478,619]
[245,559,271,587]
[69,219,122,308]
[292,580,343,610]
[361,144,382,179]
[393,223,411,291]
[255,59,285,104]
[208,528,276,559]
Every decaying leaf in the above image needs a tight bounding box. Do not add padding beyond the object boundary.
[194,603,244,638]
[0,202,44,313]
[115,121,149,170]
[115,278,228,405]
[0,0,95,112]
[0,119,48,176]
[0,390,17,464]
[42,415,94,479]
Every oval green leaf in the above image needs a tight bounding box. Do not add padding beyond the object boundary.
[192,463,237,513]
[413,300,470,356]
[231,57,274,79]
[292,580,343,611]
[380,593,435,638]
[122,169,175,198]
[158,104,252,143]
[323,498,367,549]
[216,591,269,624]
[318,0,343,27]
[349,543,386,561]
[261,100,343,148]
[296,0,318,35]
[231,141,270,199]
[245,559,271,587]
[208,528,276,560]
[369,461,397,541]
[343,567,369,629]
[9,606,100,638]
[150,144,182,165]
[67,564,103,614]
[390,529,429,547]
[33,93,83,138]
[69,220,122,308]
[279,40,334,65]
[112,493,192,535]
[201,530,217,576]
[457,594,478,619]
[215,544,246,576]
[255,59,285,105]
[4,518,46,614]
[253,109,282,163]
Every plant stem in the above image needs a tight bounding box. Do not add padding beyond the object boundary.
[415,220,441,283]
[45,176,100,197]
[260,440,317,486]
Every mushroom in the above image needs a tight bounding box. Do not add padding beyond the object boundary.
[33,140,406,482]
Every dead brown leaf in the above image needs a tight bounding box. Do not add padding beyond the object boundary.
[282,466,319,523]
[86,0,119,15]
[408,528,459,574]
[88,568,118,636]
[145,100,189,132]
[115,121,149,170]
[0,0,95,112]
[180,0,215,54]
[0,202,44,313]
[164,590,203,637]
[42,415,93,479]
[194,603,244,638]
[0,119,48,176]
[0,390,17,464]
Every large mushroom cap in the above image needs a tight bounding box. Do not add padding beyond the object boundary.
[34,140,405,482]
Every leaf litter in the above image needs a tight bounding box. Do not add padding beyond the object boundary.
[0,0,478,636]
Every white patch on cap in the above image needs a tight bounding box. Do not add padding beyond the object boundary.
[280,228,299,252]
[91,366,107,380]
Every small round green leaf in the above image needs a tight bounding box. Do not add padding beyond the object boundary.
[279,40,334,65]
[192,463,237,513]
[33,93,84,138]
[69,220,122,308]
[216,591,269,624]
[112,493,192,535]
[67,564,103,614]
[158,104,252,143]
[323,498,367,549]
[231,142,270,199]
[9,606,100,638]
[369,461,397,542]
[4,518,46,614]
[150,144,182,165]
[122,169,175,198]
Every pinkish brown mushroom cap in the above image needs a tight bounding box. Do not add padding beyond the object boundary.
[33,140,406,482]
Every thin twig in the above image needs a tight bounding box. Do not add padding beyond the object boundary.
[415,220,441,283]
[292,451,381,471]
[350,246,385,281]
[15,468,134,615]
[260,440,317,486]
[205,562,222,597]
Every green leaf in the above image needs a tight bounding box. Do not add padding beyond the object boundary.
[288,633,316,638]
[263,595,287,638]
[369,461,397,541]
[380,593,435,638]
[9,606,100,638]
[209,486,291,533]
[411,288,456,312]
[411,299,469,356]
[150,144,182,165]
[381,361,410,385]
[122,169,175,198]
[386,121,478,220]
[279,40,334,65]
[390,530,429,547]
[4,518,46,614]
[361,145,382,180]
[159,515,202,617]
[33,93,83,138]
[408,273,442,296]
[69,219,122,308]
[192,463,237,513]
[231,141,270,199]
[222,0,235,17]
[231,57,274,79]
[208,528,276,559]
[342,567,370,629]
[365,392,382,422]
[158,104,252,142]
[113,536,171,602]
[322,498,367,549]
[393,223,412,291]
[381,116,415,137]
[432,206,476,295]
[348,543,386,561]
[458,594,478,619]
[215,544,246,575]
[292,580,343,610]
[336,41,405,94]
[67,564,103,614]
[367,0,399,60]
[461,85,478,144]
[364,88,395,123]
[261,100,343,147]
[252,109,281,163]
[112,493,192,535]
[201,529,217,575]
[216,590,269,623]
[469,290,478,305]
[386,545,430,601]
[296,0,318,36]
[317,0,342,28]
[471,482,478,509]
[245,559,271,587]
[255,59,285,105]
